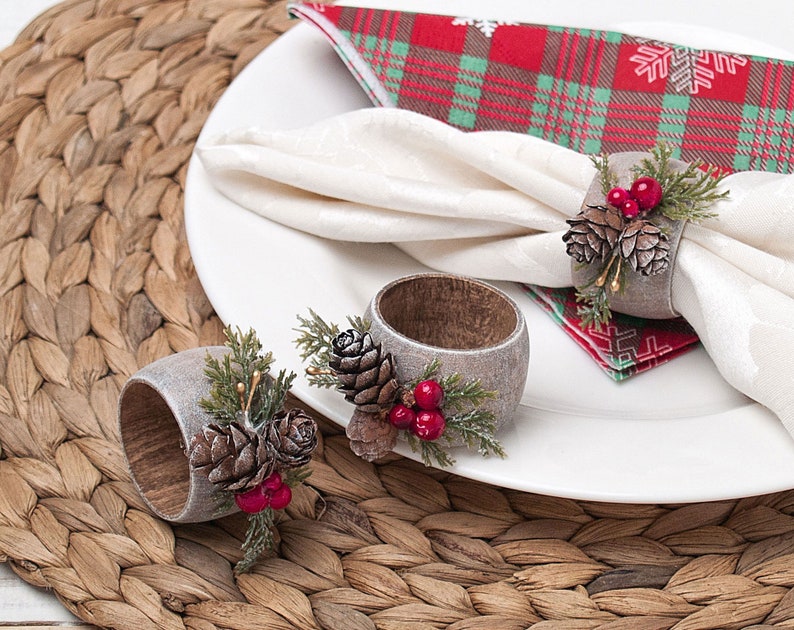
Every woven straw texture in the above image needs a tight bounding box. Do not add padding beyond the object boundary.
[1,1,794,628]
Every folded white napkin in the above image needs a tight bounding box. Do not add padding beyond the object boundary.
[198,108,794,438]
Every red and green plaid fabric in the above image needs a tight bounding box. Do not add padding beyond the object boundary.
[525,286,698,380]
[290,2,794,173]
[287,2,793,379]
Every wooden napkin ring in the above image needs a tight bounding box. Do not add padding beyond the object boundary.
[365,273,529,433]
[118,347,238,523]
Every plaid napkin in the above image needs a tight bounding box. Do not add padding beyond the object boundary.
[525,286,700,380]
[288,2,793,379]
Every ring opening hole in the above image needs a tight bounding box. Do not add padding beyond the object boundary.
[119,382,190,519]
[377,275,517,349]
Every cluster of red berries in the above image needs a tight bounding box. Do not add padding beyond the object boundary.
[606,176,663,218]
[234,471,292,514]
[387,379,446,441]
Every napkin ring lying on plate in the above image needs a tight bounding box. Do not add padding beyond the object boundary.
[118,327,318,573]
[563,143,728,326]
[295,273,529,468]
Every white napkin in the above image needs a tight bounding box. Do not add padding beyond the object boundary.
[197,107,794,439]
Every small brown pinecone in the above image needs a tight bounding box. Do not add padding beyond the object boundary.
[330,329,400,412]
[346,408,398,462]
[563,205,624,263]
[266,408,318,469]
[619,219,670,275]
[188,422,274,493]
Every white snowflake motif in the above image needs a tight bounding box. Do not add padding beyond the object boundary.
[452,16,517,38]
[629,40,748,94]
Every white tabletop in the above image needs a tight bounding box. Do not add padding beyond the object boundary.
[0,2,83,623]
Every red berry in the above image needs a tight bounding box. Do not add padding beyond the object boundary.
[269,483,292,510]
[606,187,629,208]
[388,403,416,430]
[411,409,446,441]
[630,176,663,209]
[234,485,270,514]
[263,471,282,493]
[414,380,444,411]
[621,199,640,218]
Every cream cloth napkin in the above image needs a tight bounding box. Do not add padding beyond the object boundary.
[197,108,794,438]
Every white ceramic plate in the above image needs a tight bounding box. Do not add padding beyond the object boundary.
[185,1,794,502]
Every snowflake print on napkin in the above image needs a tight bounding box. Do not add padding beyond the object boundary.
[630,40,748,94]
[451,16,517,38]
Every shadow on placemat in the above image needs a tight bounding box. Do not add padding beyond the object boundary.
[0,1,793,628]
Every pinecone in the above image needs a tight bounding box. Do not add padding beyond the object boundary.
[188,422,275,493]
[266,408,318,469]
[330,329,400,412]
[619,219,670,275]
[346,408,398,462]
[563,205,624,263]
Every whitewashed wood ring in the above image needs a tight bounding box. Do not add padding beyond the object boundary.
[118,346,238,523]
[365,273,529,434]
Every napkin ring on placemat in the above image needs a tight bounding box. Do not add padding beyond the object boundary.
[295,273,528,467]
[118,327,318,574]
[563,143,729,326]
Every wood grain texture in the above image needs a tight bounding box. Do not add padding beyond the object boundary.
[0,1,793,629]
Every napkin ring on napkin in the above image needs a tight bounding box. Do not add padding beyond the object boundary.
[118,327,318,574]
[295,273,528,468]
[564,144,728,325]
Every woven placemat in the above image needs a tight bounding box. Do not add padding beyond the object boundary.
[1,1,793,628]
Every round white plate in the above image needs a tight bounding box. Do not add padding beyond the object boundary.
[184,2,794,503]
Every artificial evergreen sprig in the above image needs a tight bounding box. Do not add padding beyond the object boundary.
[437,372,497,413]
[591,152,618,196]
[407,434,456,468]
[447,409,505,458]
[574,283,614,331]
[405,358,502,468]
[295,309,369,389]
[255,368,295,430]
[632,142,728,221]
[235,510,275,575]
[200,326,275,424]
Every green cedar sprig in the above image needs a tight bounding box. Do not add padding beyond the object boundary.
[632,142,729,221]
[235,509,275,575]
[446,409,505,459]
[283,465,313,488]
[294,309,370,388]
[407,434,456,468]
[200,326,275,424]
[574,284,613,331]
[255,368,295,431]
[590,152,618,196]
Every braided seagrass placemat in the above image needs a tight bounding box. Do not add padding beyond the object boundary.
[1,1,794,628]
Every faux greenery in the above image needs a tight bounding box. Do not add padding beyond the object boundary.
[574,281,615,330]
[632,143,729,221]
[295,308,369,388]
